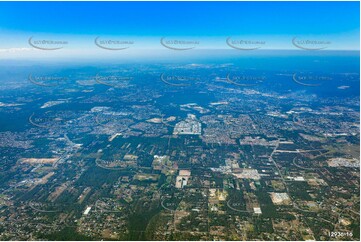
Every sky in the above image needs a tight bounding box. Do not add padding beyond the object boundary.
[0,1,359,60]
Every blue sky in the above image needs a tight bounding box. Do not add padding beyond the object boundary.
[0,1,359,60]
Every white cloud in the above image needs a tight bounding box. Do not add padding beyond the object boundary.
[0,47,34,53]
